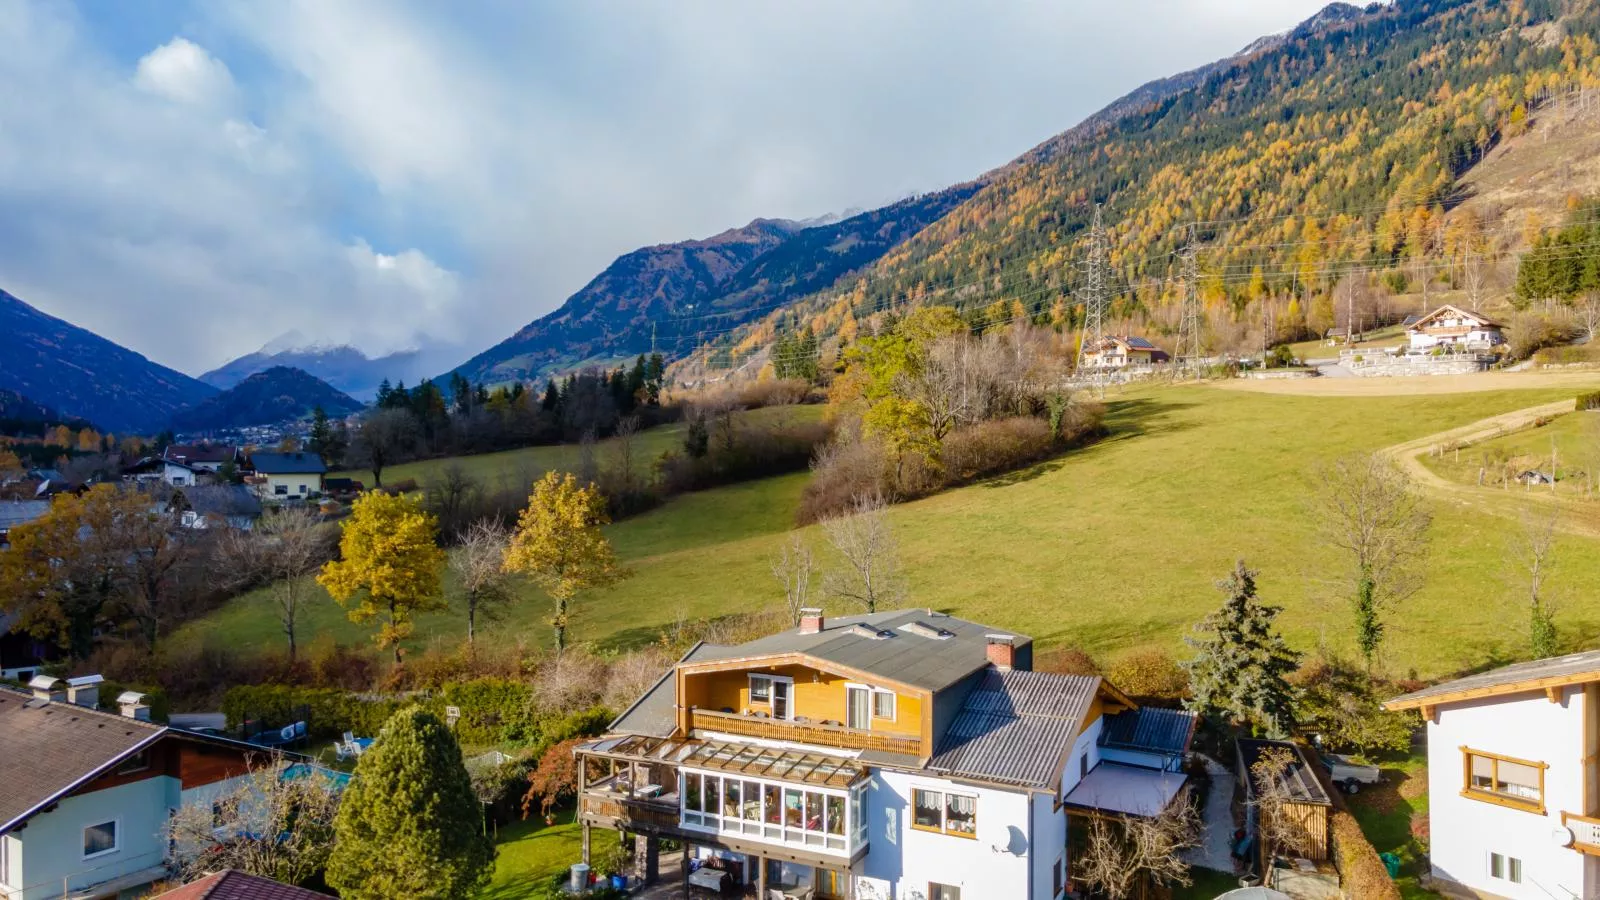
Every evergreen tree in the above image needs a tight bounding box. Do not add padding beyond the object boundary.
[1183,560,1300,738]
[645,353,665,404]
[541,380,560,411]
[326,707,493,900]
[374,379,394,410]
[307,406,345,467]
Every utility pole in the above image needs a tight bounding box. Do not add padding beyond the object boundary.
[1175,225,1201,376]
[1075,205,1110,376]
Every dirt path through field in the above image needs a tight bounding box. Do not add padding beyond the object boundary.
[1376,397,1600,535]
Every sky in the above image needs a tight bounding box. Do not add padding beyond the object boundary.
[0,0,1333,376]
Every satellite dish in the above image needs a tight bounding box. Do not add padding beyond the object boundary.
[1553,825,1575,848]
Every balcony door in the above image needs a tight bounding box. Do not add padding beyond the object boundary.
[846,685,870,730]
[772,679,792,721]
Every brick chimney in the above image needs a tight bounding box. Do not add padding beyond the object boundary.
[986,635,1017,671]
[29,675,65,703]
[117,691,151,721]
[799,608,824,635]
[66,674,103,709]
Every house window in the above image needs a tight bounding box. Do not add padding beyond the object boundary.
[928,883,961,900]
[1490,852,1523,883]
[872,689,895,720]
[912,788,977,838]
[1462,748,1545,813]
[114,749,150,775]
[274,485,288,496]
[1053,856,1064,897]
[750,674,772,703]
[1079,754,1089,781]
[82,820,118,859]
[747,674,792,719]
[297,483,307,494]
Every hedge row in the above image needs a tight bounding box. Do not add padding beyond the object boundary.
[1578,391,1600,411]
[1331,807,1401,900]
[221,679,612,752]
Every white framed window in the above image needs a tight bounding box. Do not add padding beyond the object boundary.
[911,788,977,838]
[82,819,119,859]
[680,769,857,854]
[747,674,793,720]
[872,689,895,721]
[749,674,772,703]
[1490,852,1523,883]
[274,485,288,496]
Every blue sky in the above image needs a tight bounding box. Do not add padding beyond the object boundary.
[0,0,1332,374]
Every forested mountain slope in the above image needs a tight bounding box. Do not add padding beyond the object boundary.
[690,0,1600,370]
[171,366,362,432]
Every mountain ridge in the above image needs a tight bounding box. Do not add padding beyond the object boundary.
[171,366,362,433]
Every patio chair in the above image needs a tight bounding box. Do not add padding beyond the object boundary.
[332,742,350,762]
[342,731,356,745]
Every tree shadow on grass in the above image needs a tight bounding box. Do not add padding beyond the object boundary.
[1098,396,1200,443]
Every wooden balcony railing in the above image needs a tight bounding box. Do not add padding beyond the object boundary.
[580,790,680,831]
[688,708,922,756]
[1563,812,1600,855]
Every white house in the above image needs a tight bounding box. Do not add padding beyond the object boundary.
[1386,650,1600,899]
[578,610,1196,899]
[0,677,271,900]
[1082,336,1171,369]
[160,445,237,487]
[246,452,326,500]
[1406,305,1505,352]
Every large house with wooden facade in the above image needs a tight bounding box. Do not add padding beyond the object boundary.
[1386,650,1600,900]
[0,677,272,900]
[577,609,1196,900]
[1081,336,1171,369]
[1405,305,1505,352]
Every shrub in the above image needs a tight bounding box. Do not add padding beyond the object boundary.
[1036,646,1101,676]
[1106,648,1188,703]
[941,417,1055,485]
[1506,313,1581,361]
[797,437,894,525]
[1332,808,1401,900]
[1579,391,1600,411]
[1408,810,1430,847]
[657,419,831,496]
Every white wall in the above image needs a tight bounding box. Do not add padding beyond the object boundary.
[1030,793,1066,900]
[1058,716,1103,799]
[859,770,1049,900]
[13,777,171,900]
[1426,687,1588,900]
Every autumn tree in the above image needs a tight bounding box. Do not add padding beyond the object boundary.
[1313,453,1432,670]
[327,707,493,900]
[821,492,905,614]
[503,472,627,651]
[225,505,333,662]
[450,518,517,648]
[522,736,585,819]
[1183,560,1300,737]
[168,759,341,887]
[318,492,446,663]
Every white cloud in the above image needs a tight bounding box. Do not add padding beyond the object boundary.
[134,36,237,109]
[0,0,1332,376]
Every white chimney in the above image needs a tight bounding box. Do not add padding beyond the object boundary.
[117,691,151,721]
[799,608,824,635]
[66,674,104,709]
[28,675,65,703]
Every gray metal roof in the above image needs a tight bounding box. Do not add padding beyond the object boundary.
[927,669,1099,790]
[1236,739,1330,806]
[0,500,51,531]
[1099,707,1197,756]
[1387,648,1600,709]
[608,642,743,737]
[707,609,1027,693]
[249,452,326,475]
[180,485,263,518]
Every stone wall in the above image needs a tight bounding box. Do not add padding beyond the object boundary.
[1345,355,1489,377]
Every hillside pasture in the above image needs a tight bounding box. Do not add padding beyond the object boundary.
[186,377,1600,678]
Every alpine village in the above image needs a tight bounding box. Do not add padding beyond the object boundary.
[14,2,1600,899]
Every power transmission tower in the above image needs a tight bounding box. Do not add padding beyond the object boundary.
[1074,205,1110,375]
[1174,226,1201,376]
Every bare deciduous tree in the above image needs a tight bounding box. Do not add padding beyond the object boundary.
[167,759,341,887]
[1513,506,1561,658]
[1313,453,1432,670]
[224,505,332,662]
[821,493,905,614]
[771,534,815,625]
[1074,800,1201,900]
[1249,747,1318,863]
[451,519,516,648]
[1463,251,1491,309]
[349,407,419,488]
[611,415,641,496]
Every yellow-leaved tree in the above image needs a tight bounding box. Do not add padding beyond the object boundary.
[318,492,446,663]
[503,472,627,651]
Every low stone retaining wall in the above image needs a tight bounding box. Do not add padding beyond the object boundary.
[1346,355,1489,377]
[1243,368,1319,380]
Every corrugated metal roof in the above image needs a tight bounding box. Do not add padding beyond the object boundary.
[607,642,743,737]
[0,500,51,530]
[1099,707,1197,755]
[1387,648,1600,708]
[248,452,326,475]
[708,610,1025,692]
[1237,739,1330,806]
[927,669,1098,789]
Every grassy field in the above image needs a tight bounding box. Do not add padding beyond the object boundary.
[330,404,823,489]
[1420,408,1598,496]
[1285,323,1408,362]
[183,376,1600,677]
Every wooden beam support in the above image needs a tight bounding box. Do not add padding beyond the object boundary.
[1549,686,1564,704]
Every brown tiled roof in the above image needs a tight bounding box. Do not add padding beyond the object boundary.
[155,871,330,899]
[0,687,165,833]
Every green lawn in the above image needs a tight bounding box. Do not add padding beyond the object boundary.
[1421,408,1600,495]
[332,404,823,489]
[1172,868,1243,900]
[479,810,582,900]
[1346,748,1435,899]
[1286,324,1408,361]
[183,379,1600,677]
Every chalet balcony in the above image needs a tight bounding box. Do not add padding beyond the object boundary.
[688,707,922,756]
[1563,811,1600,855]
[579,773,680,833]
